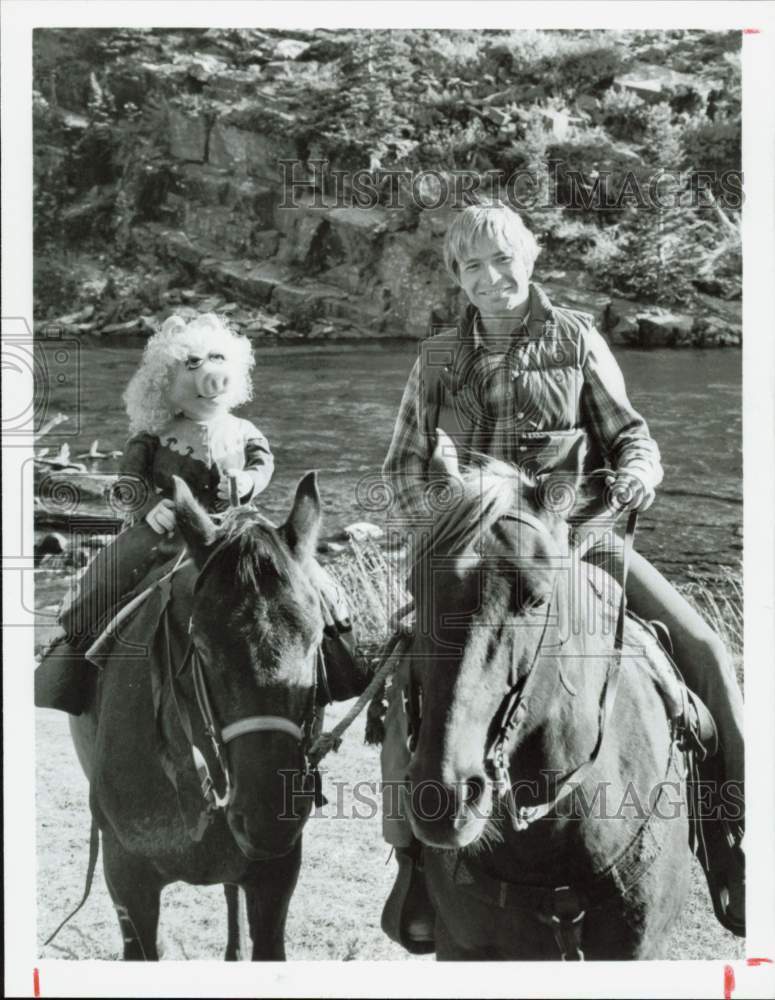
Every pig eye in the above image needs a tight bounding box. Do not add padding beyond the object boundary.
[208,352,226,363]
[185,355,204,370]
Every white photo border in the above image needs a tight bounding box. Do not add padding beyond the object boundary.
[3,2,774,997]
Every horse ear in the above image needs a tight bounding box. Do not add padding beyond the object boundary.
[172,475,220,567]
[284,471,321,564]
[430,428,461,480]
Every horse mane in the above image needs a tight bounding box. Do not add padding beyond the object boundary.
[422,455,537,560]
[208,507,299,593]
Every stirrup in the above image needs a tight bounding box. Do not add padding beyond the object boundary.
[381,846,436,955]
[677,688,719,760]
[687,749,745,937]
[702,821,745,937]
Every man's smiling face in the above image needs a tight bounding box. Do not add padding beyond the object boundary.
[457,232,531,316]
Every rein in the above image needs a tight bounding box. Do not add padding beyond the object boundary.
[484,509,638,831]
[175,635,326,818]
[167,530,326,823]
[407,506,638,833]
[405,504,639,961]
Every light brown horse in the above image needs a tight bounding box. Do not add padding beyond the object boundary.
[404,437,690,959]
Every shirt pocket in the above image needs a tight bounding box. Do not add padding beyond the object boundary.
[513,368,578,430]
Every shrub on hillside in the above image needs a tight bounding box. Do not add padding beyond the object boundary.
[34,256,80,319]
[599,87,651,143]
[541,44,629,97]
[681,118,741,195]
[549,134,646,219]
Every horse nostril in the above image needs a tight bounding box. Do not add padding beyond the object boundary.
[462,776,486,807]
[230,810,247,839]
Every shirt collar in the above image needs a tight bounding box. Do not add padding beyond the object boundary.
[470,282,555,350]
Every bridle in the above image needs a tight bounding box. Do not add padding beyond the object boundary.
[407,506,637,833]
[486,508,636,830]
[182,638,325,816]
[405,502,655,962]
[169,533,326,821]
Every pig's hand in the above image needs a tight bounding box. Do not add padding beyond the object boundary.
[217,469,254,503]
[145,498,177,534]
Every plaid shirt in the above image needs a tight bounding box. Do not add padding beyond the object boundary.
[382,283,663,521]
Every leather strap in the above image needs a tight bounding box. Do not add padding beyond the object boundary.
[452,739,681,916]
[498,510,638,829]
[221,716,304,744]
[43,808,100,946]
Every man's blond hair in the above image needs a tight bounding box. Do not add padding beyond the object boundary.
[444,200,541,284]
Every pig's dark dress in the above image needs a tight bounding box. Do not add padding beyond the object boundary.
[35,415,273,713]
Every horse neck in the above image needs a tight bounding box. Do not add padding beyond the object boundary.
[490,567,673,872]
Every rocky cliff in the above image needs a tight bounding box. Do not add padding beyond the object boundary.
[33,28,742,346]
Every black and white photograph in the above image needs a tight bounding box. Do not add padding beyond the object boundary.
[3,3,775,997]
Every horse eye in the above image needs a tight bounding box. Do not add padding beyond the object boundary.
[511,574,548,613]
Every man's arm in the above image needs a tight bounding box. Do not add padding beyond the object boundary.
[580,325,663,494]
[382,357,434,523]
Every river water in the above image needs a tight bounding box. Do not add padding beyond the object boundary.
[37,340,741,585]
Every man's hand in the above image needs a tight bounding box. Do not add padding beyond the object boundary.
[605,472,655,513]
[145,498,177,534]
[217,468,254,504]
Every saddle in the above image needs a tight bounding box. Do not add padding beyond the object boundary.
[583,565,744,936]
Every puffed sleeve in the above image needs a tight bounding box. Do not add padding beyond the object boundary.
[113,432,160,523]
[241,421,274,499]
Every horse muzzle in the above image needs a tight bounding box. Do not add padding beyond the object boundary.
[406,770,493,849]
[227,805,304,862]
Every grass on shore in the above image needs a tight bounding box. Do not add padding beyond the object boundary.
[330,537,743,668]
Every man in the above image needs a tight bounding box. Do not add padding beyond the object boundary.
[379,199,745,950]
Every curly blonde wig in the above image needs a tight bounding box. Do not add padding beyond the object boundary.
[123,313,255,434]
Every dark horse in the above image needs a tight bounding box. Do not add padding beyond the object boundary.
[404,436,691,960]
[68,472,367,960]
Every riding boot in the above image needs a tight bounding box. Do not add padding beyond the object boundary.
[35,522,176,717]
[381,841,436,954]
[35,629,93,716]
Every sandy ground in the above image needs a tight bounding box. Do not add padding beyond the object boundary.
[36,700,418,962]
[36,696,744,963]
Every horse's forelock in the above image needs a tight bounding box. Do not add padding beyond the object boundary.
[203,514,300,595]
[429,458,536,557]
[237,527,297,589]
